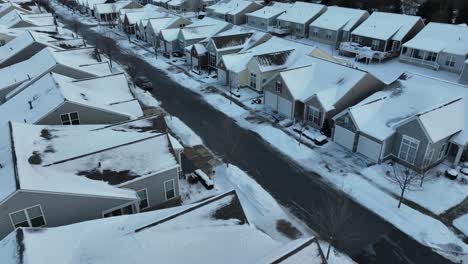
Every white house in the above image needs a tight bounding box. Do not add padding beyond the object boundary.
[246,2,293,32]
[274,2,327,37]
[206,0,262,25]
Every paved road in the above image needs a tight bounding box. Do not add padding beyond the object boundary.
[57,13,452,264]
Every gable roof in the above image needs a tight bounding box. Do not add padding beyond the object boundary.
[148,16,184,35]
[0,191,291,264]
[0,9,54,28]
[277,56,370,109]
[309,6,368,31]
[180,21,230,41]
[94,1,136,14]
[351,12,422,41]
[0,72,142,128]
[207,0,258,15]
[346,74,467,141]
[0,115,180,202]
[124,4,168,25]
[254,49,293,72]
[246,2,292,19]
[403,23,468,55]
[277,2,326,25]
[212,32,253,50]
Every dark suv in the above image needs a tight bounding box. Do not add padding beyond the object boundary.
[134,76,153,91]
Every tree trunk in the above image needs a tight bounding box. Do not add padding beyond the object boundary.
[398,186,406,208]
[326,238,333,260]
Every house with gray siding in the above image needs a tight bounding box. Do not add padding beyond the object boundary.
[332,73,468,172]
[167,0,202,13]
[0,47,110,103]
[0,72,143,127]
[274,2,326,38]
[142,16,189,44]
[263,57,383,126]
[246,2,293,32]
[339,12,424,63]
[400,23,468,74]
[0,115,183,240]
[177,17,231,51]
[206,0,262,25]
[308,6,369,48]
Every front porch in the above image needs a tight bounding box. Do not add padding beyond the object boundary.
[448,143,467,167]
[400,47,440,70]
[267,25,291,36]
[339,41,399,63]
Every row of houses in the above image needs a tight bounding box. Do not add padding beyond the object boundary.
[0,3,188,241]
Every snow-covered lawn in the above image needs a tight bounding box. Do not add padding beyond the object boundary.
[454,214,468,237]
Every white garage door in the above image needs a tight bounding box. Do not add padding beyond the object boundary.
[264,91,278,110]
[218,69,227,85]
[278,96,292,118]
[334,125,355,151]
[356,136,382,162]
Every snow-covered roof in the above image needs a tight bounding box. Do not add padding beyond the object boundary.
[94,1,133,14]
[277,2,326,25]
[211,32,253,50]
[257,238,324,264]
[0,191,291,264]
[181,19,230,41]
[148,16,183,35]
[351,12,422,41]
[246,2,292,19]
[207,0,257,15]
[160,27,180,41]
[347,74,468,142]
[0,115,180,201]
[220,36,314,73]
[85,0,106,7]
[309,6,368,31]
[254,49,293,73]
[402,23,468,55]
[124,5,168,24]
[278,56,369,110]
[186,43,207,54]
[167,0,186,7]
[0,10,55,28]
[0,31,60,65]
[0,72,142,128]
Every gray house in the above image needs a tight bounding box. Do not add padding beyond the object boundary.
[0,72,143,127]
[206,0,262,25]
[263,57,383,126]
[177,18,231,51]
[400,23,468,74]
[274,2,326,38]
[309,6,369,48]
[332,73,468,171]
[0,47,110,103]
[246,2,293,32]
[0,115,184,240]
[339,12,424,63]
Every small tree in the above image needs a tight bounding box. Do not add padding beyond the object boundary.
[97,35,117,69]
[387,163,420,208]
[297,121,307,146]
[71,18,81,37]
[314,193,353,260]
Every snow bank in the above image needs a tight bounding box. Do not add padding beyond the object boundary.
[164,116,203,147]
[454,214,468,237]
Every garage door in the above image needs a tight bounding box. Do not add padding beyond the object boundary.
[278,96,292,118]
[264,91,278,110]
[334,125,355,151]
[356,135,382,162]
[218,69,227,85]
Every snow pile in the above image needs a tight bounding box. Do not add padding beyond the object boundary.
[454,214,468,236]
[165,116,203,147]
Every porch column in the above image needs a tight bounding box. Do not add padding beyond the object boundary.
[422,50,427,62]
[454,144,464,166]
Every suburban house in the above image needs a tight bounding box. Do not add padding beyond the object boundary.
[84,0,107,16]
[204,29,270,70]
[0,10,55,29]
[218,37,335,91]
[160,27,180,53]
[206,0,262,25]
[121,5,168,35]
[185,43,207,73]
[400,23,468,74]
[144,16,189,45]
[0,190,326,264]
[0,72,143,127]
[167,0,202,13]
[309,6,369,48]
[0,47,110,103]
[246,2,293,32]
[177,17,231,51]
[339,12,424,63]
[0,115,184,240]
[263,56,383,127]
[152,0,172,9]
[332,73,468,172]
[94,1,142,23]
[0,2,33,18]
[273,1,327,37]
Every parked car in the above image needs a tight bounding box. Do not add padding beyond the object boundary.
[135,76,153,91]
[172,51,183,57]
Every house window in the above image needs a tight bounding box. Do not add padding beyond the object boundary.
[10,205,46,229]
[398,135,419,164]
[312,28,318,37]
[426,52,437,62]
[103,204,134,218]
[371,39,380,50]
[438,143,448,160]
[423,147,434,167]
[445,56,455,67]
[344,116,350,125]
[275,80,282,93]
[326,31,332,40]
[392,41,401,51]
[60,112,80,125]
[164,179,176,200]
[307,106,321,125]
[355,36,363,44]
[209,53,216,67]
[137,189,149,210]
[249,73,257,89]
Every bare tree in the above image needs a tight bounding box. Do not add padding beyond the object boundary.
[97,34,117,69]
[313,193,353,260]
[297,121,307,146]
[221,118,240,167]
[387,162,420,208]
[153,37,160,60]
[71,18,81,37]
[124,51,139,84]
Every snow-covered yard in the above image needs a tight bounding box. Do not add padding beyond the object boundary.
[454,214,468,237]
